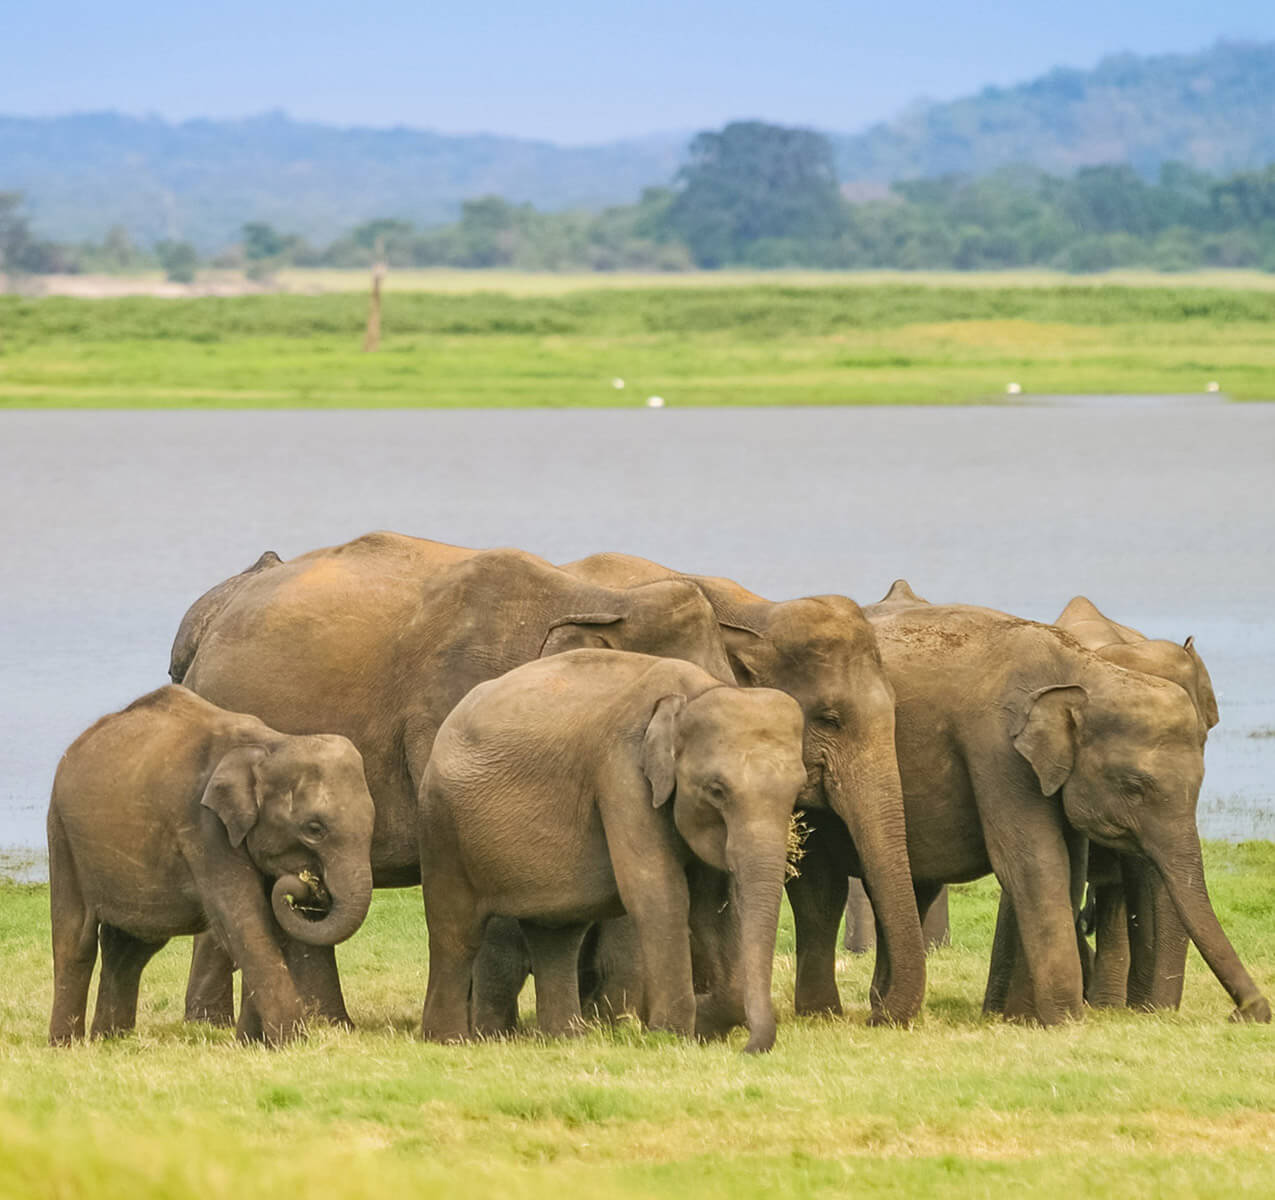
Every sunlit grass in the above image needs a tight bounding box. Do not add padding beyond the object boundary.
[2,842,1273,1198]
[2,284,1275,407]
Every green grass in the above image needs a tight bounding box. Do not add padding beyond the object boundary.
[2,842,1273,1198]
[3,284,1275,407]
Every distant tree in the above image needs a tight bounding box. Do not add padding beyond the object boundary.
[0,192,78,278]
[155,239,199,283]
[242,222,291,261]
[0,192,29,286]
[662,122,847,266]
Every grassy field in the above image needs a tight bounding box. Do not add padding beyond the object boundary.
[1,842,1272,1199]
[3,282,1275,407]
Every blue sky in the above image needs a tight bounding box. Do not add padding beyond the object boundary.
[4,1,1273,143]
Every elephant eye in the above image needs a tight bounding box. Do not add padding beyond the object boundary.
[303,819,327,840]
[1121,776,1149,800]
[815,709,843,730]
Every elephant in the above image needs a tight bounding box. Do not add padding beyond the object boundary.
[173,532,737,1026]
[419,649,807,1053]
[47,685,375,1046]
[786,601,1269,1026]
[468,552,926,1030]
[984,596,1221,1017]
[169,550,282,685]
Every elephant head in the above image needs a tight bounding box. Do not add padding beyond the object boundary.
[641,686,807,1053]
[539,579,735,685]
[1056,597,1219,741]
[201,735,376,947]
[710,592,926,1025]
[1012,672,1269,1022]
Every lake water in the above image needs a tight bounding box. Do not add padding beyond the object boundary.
[3,406,1273,874]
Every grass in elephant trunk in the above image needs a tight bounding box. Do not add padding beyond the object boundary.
[1,841,1272,1199]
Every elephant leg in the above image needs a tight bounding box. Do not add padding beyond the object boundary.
[608,850,695,1037]
[48,817,98,1045]
[91,925,166,1038]
[237,991,264,1042]
[844,878,875,953]
[688,864,747,1040]
[787,824,849,1016]
[471,916,530,1036]
[985,896,1040,1022]
[281,941,351,1028]
[848,881,945,956]
[870,881,938,1018]
[923,887,951,950]
[581,918,645,1023]
[185,932,236,1026]
[1124,855,1189,1011]
[982,805,1083,1025]
[420,874,485,1044]
[521,921,590,1036]
[983,890,1016,1015]
[1088,882,1130,1007]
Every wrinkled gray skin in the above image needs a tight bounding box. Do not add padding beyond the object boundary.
[791,601,1268,1026]
[420,650,807,1053]
[473,555,926,1031]
[48,686,374,1046]
[984,596,1221,1018]
[173,533,736,1026]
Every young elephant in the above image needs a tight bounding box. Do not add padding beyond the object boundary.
[419,650,807,1053]
[48,686,375,1046]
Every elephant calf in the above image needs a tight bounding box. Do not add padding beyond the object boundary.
[419,649,807,1053]
[48,685,375,1046]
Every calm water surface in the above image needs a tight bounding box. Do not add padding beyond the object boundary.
[2,407,1273,870]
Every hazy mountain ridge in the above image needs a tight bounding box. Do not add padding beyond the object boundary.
[833,41,1275,180]
[4,40,1275,249]
[0,112,688,248]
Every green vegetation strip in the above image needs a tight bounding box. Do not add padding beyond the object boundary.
[1,842,1272,1198]
[1,286,1274,407]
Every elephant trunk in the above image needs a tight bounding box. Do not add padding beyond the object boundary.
[828,731,926,1025]
[1143,830,1270,1022]
[271,859,373,947]
[727,834,788,1053]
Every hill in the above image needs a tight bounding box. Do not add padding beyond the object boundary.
[0,112,686,249]
[833,41,1275,181]
[5,41,1275,251]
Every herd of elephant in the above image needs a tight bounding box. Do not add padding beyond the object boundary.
[47,531,1271,1053]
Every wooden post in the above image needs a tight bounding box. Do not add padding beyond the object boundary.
[363,238,386,352]
[844,881,950,952]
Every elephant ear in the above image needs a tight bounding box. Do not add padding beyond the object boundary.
[200,745,269,848]
[1184,637,1220,731]
[641,694,687,808]
[1012,686,1089,797]
[719,623,768,687]
[539,613,623,657]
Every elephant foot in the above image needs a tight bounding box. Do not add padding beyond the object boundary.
[1231,994,1272,1024]
[793,993,843,1018]
[866,1006,913,1029]
[695,992,745,1041]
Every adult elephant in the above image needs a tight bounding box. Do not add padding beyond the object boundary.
[173,532,737,1026]
[789,601,1268,1026]
[984,596,1220,1017]
[553,552,927,1026]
